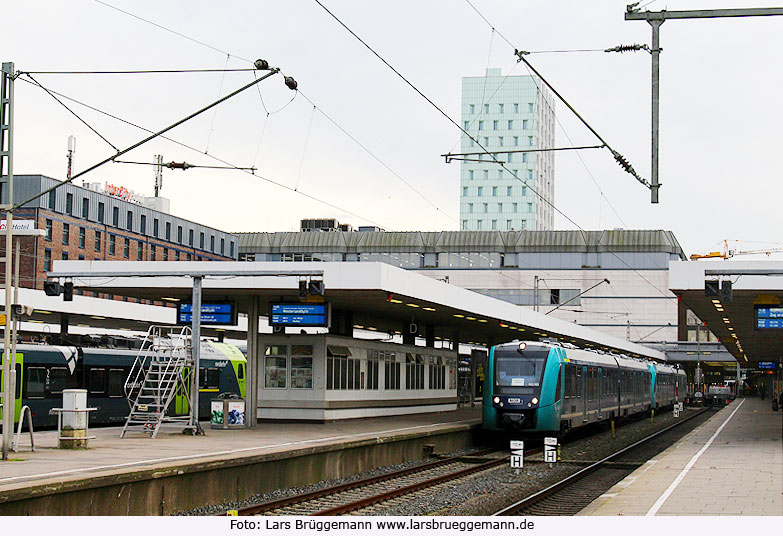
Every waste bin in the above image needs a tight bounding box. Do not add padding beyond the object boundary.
[210,397,246,429]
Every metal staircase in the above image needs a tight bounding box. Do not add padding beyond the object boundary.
[120,326,194,438]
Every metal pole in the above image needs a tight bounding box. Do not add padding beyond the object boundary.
[246,296,259,428]
[534,275,539,312]
[10,240,19,424]
[1,62,14,460]
[649,20,663,203]
[190,275,203,434]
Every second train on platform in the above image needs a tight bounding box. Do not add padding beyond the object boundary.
[482,341,686,435]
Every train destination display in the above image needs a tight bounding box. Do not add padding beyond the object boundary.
[177,302,237,325]
[269,302,330,327]
[755,306,783,329]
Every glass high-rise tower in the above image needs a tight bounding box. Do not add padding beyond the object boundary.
[460,68,555,231]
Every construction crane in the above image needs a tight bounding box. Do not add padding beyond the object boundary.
[690,240,783,260]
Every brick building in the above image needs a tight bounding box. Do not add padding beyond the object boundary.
[1,175,238,302]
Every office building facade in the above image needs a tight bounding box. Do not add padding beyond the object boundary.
[0,175,238,296]
[460,68,555,231]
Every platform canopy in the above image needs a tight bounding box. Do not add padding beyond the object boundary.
[670,259,783,368]
[47,260,665,360]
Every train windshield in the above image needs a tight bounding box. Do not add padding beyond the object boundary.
[495,348,549,393]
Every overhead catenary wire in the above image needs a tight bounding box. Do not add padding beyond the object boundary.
[15,76,393,231]
[205,54,232,154]
[88,0,459,226]
[24,74,119,152]
[13,68,282,210]
[311,0,593,239]
[294,105,317,192]
[20,68,259,75]
[461,1,675,301]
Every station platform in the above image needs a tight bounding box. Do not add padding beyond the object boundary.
[580,396,783,516]
[0,407,481,515]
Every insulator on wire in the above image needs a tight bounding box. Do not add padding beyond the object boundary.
[605,44,650,54]
[611,150,650,188]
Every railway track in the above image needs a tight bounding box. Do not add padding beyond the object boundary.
[492,407,712,516]
[227,448,527,516]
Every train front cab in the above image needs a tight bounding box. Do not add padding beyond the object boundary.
[483,342,563,433]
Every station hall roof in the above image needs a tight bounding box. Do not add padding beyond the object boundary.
[50,260,665,361]
[236,229,686,256]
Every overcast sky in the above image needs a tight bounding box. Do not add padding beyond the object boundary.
[2,0,781,257]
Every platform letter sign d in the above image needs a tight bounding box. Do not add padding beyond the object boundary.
[510,440,524,468]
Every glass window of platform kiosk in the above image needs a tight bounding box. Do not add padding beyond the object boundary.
[264,344,315,390]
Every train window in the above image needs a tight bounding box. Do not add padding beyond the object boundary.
[15,364,21,398]
[554,366,561,401]
[588,368,597,402]
[206,369,220,390]
[49,367,73,394]
[108,369,125,397]
[89,368,106,394]
[237,364,244,380]
[26,367,46,399]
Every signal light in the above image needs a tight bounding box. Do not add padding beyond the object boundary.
[308,280,324,296]
[63,282,74,302]
[44,281,61,296]
[721,280,733,302]
[298,280,307,299]
[705,280,720,297]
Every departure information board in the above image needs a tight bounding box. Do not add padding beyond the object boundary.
[756,306,783,330]
[177,302,237,325]
[269,302,330,327]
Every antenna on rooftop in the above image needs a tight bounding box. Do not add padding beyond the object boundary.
[66,135,76,179]
[154,154,163,197]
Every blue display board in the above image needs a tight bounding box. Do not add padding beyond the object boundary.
[756,306,783,330]
[269,302,330,327]
[758,362,776,370]
[177,302,237,325]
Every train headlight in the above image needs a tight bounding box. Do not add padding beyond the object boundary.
[532,397,539,405]
[493,396,500,404]
[517,342,527,353]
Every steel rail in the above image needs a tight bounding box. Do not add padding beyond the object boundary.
[492,407,710,515]
[312,455,516,516]
[227,448,502,516]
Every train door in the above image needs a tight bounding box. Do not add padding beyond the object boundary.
[0,353,23,423]
[174,366,191,415]
[597,367,602,417]
[581,365,588,422]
